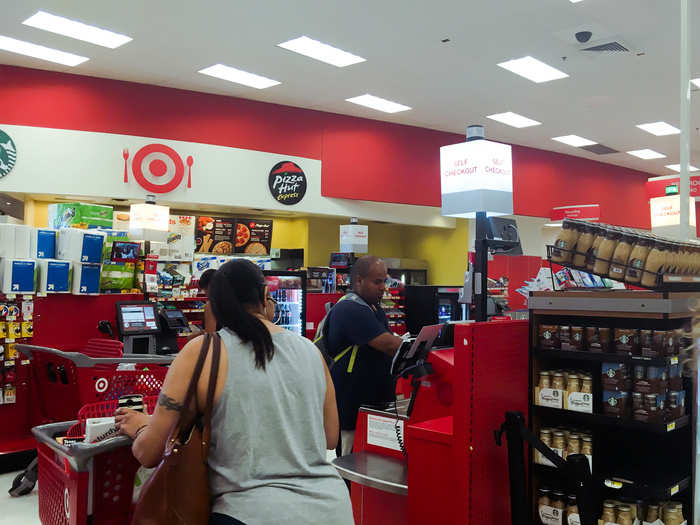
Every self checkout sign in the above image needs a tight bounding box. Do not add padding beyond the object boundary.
[268,161,307,205]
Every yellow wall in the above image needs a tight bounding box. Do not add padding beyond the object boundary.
[23,199,469,284]
[402,219,469,285]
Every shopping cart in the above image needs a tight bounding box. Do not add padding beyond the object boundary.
[10,343,172,498]
[17,342,172,425]
[32,396,159,525]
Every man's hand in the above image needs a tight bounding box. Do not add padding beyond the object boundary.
[368,332,404,357]
[114,408,151,440]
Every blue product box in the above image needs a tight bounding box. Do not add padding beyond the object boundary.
[42,260,71,293]
[0,259,36,294]
[72,263,101,295]
[32,228,57,259]
[81,233,105,263]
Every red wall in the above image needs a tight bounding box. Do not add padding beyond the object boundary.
[1,65,651,228]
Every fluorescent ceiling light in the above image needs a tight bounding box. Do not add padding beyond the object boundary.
[487,111,541,128]
[552,135,597,147]
[497,56,569,83]
[545,222,564,227]
[346,94,411,113]
[636,121,680,136]
[198,64,280,89]
[0,34,88,66]
[692,78,700,88]
[569,0,584,3]
[277,36,365,67]
[23,10,131,49]
[627,149,666,160]
[665,164,699,172]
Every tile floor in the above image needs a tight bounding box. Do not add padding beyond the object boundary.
[0,450,339,524]
[0,471,40,524]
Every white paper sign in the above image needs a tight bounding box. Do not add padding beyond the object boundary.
[339,224,368,253]
[440,139,513,217]
[367,414,403,451]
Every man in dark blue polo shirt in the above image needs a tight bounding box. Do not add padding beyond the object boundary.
[327,255,404,455]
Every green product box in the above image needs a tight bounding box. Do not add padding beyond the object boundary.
[48,203,114,230]
[99,229,130,262]
[100,262,136,290]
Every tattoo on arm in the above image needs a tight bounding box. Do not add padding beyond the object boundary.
[158,393,184,412]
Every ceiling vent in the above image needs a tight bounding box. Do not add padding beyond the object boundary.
[581,41,629,53]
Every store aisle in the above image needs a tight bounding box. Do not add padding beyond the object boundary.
[0,471,40,524]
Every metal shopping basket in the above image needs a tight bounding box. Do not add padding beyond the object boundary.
[32,397,159,525]
[17,343,173,425]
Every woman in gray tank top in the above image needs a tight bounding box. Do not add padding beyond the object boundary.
[115,260,354,525]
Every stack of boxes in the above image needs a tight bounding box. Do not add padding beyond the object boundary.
[56,228,106,295]
[0,224,38,294]
[100,230,136,291]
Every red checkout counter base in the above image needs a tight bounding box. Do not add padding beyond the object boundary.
[333,320,529,525]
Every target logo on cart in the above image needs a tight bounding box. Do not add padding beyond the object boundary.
[64,488,70,519]
[95,377,110,393]
[123,144,194,193]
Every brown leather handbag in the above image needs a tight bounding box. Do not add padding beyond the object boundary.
[132,333,221,525]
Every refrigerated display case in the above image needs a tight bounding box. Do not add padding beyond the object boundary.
[263,270,306,337]
[307,267,336,293]
[405,285,466,335]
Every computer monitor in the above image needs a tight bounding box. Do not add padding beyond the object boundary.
[487,217,523,256]
[116,302,160,336]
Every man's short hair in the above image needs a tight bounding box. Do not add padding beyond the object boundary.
[351,255,382,289]
[198,269,216,291]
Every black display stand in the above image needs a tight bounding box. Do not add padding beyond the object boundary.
[528,290,698,523]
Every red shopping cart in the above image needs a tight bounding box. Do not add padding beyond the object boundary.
[32,396,159,525]
[17,342,172,425]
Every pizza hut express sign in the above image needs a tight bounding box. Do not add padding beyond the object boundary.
[268,161,307,205]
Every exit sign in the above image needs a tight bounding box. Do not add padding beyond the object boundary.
[666,184,679,195]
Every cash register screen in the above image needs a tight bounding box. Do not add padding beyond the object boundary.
[118,304,159,334]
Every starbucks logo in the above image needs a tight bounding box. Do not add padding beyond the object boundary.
[608,397,617,406]
[0,130,16,178]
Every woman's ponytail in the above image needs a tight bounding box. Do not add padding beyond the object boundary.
[209,260,274,369]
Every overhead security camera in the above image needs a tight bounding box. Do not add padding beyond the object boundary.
[575,31,593,43]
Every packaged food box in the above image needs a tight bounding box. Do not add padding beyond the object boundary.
[602,362,631,390]
[100,262,135,290]
[586,327,610,353]
[0,224,32,259]
[21,321,33,338]
[0,259,36,294]
[633,392,665,423]
[37,259,72,293]
[7,321,21,339]
[668,361,682,391]
[539,325,560,350]
[49,202,113,229]
[30,228,57,259]
[602,390,629,418]
[57,228,106,263]
[632,365,668,394]
[99,229,129,262]
[614,328,640,355]
[560,326,585,351]
[667,390,686,419]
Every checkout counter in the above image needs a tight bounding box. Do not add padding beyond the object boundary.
[333,320,529,525]
[115,301,190,354]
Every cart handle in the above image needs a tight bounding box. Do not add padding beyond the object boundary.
[32,421,134,472]
[16,344,174,367]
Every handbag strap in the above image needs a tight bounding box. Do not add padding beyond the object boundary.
[201,332,222,457]
[181,333,212,415]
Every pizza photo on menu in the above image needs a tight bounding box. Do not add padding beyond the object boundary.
[236,223,251,248]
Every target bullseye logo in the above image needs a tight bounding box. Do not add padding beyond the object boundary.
[95,378,109,393]
[124,143,193,193]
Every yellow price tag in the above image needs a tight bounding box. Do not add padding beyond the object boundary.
[671,484,679,495]
[671,357,679,365]
[667,422,676,432]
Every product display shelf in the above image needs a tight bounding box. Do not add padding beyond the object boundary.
[382,289,407,335]
[528,290,699,524]
[534,348,679,370]
[546,244,700,292]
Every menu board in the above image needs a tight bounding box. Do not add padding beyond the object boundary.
[234,219,273,255]
[195,216,235,254]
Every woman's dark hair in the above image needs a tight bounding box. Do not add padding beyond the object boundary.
[198,269,216,291]
[209,260,274,369]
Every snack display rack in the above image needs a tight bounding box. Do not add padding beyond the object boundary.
[528,290,698,524]
[546,245,700,292]
[383,288,407,336]
[0,293,35,454]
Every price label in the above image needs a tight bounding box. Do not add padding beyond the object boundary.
[667,422,676,432]
[20,360,30,366]
[6,316,15,322]
[6,294,16,300]
[604,479,623,489]
[5,339,15,344]
[37,292,47,298]
[671,484,679,495]
[671,356,679,365]
[4,361,14,367]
